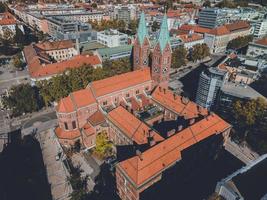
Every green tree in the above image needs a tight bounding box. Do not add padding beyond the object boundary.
[128,19,138,35]
[191,44,210,62]
[203,0,211,7]
[0,28,14,46]
[2,84,40,116]
[68,164,88,200]
[13,25,25,45]
[93,132,113,159]
[227,35,253,50]
[0,2,7,12]
[91,3,97,9]
[12,54,24,70]
[171,46,188,68]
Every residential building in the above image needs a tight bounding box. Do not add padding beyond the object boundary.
[35,40,78,62]
[253,19,267,38]
[54,13,232,200]
[198,8,227,29]
[97,29,128,47]
[0,12,24,36]
[47,16,96,43]
[113,5,137,24]
[196,67,228,109]
[23,43,101,81]
[204,21,251,53]
[247,37,267,57]
[178,32,204,49]
[216,154,267,200]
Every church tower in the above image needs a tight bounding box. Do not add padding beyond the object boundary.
[151,14,172,89]
[133,12,150,71]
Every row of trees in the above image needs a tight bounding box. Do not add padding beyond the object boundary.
[37,58,131,106]
[231,98,267,154]
[216,0,249,8]
[88,19,138,35]
[171,44,210,68]
[227,35,253,50]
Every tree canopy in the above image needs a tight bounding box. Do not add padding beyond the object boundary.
[227,35,253,50]
[2,84,41,117]
[190,44,210,62]
[37,58,131,106]
[0,2,7,12]
[93,132,113,159]
[171,46,187,68]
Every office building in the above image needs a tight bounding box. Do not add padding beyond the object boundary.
[97,29,128,47]
[196,67,228,109]
[253,19,267,38]
[198,8,227,29]
[47,16,96,43]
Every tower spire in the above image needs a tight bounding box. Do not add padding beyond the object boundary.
[137,12,148,45]
[158,14,170,52]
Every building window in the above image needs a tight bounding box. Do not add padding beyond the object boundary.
[126,93,130,98]
[135,90,139,94]
[72,121,76,129]
[103,101,107,106]
[64,122,68,130]
[145,86,149,91]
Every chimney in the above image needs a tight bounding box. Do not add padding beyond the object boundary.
[150,138,156,146]
[181,96,189,105]
[189,118,195,125]
[131,108,134,114]
[148,129,154,138]
[167,129,176,137]
[173,93,176,100]
[163,88,166,94]
[136,150,143,161]
[178,125,183,131]
[159,86,162,92]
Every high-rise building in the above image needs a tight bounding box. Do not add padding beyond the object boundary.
[253,19,267,38]
[198,8,227,29]
[196,67,228,109]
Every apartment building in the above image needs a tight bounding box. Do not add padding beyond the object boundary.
[0,12,24,36]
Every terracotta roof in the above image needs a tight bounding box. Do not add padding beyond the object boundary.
[90,68,151,98]
[23,44,101,78]
[88,110,105,126]
[208,25,230,36]
[179,24,211,34]
[225,21,250,32]
[57,88,96,113]
[178,33,203,43]
[152,86,208,119]
[35,40,74,51]
[107,106,164,145]
[118,113,230,186]
[0,12,16,25]
[254,37,267,46]
[82,123,95,137]
[167,10,182,18]
[55,127,81,140]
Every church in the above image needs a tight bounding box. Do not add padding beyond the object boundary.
[55,13,231,200]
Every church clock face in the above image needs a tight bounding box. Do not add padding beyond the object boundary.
[153,66,159,73]
[162,67,168,74]
[143,58,148,65]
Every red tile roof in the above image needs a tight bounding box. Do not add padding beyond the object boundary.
[88,110,105,126]
[118,113,230,186]
[90,68,151,98]
[35,40,74,51]
[23,44,101,78]
[57,88,96,113]
[208,26,230,36]
[0,12,16,25]
[225,21,250,32]
[55,127,81,140]
[107,106,164,145]
[178,33,203,43]
[82,123,95,137]
[179,24,211,34]
[152,86,208,119]
[255,37,267,46]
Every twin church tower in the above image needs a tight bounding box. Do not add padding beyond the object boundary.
[133,12,172,89]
